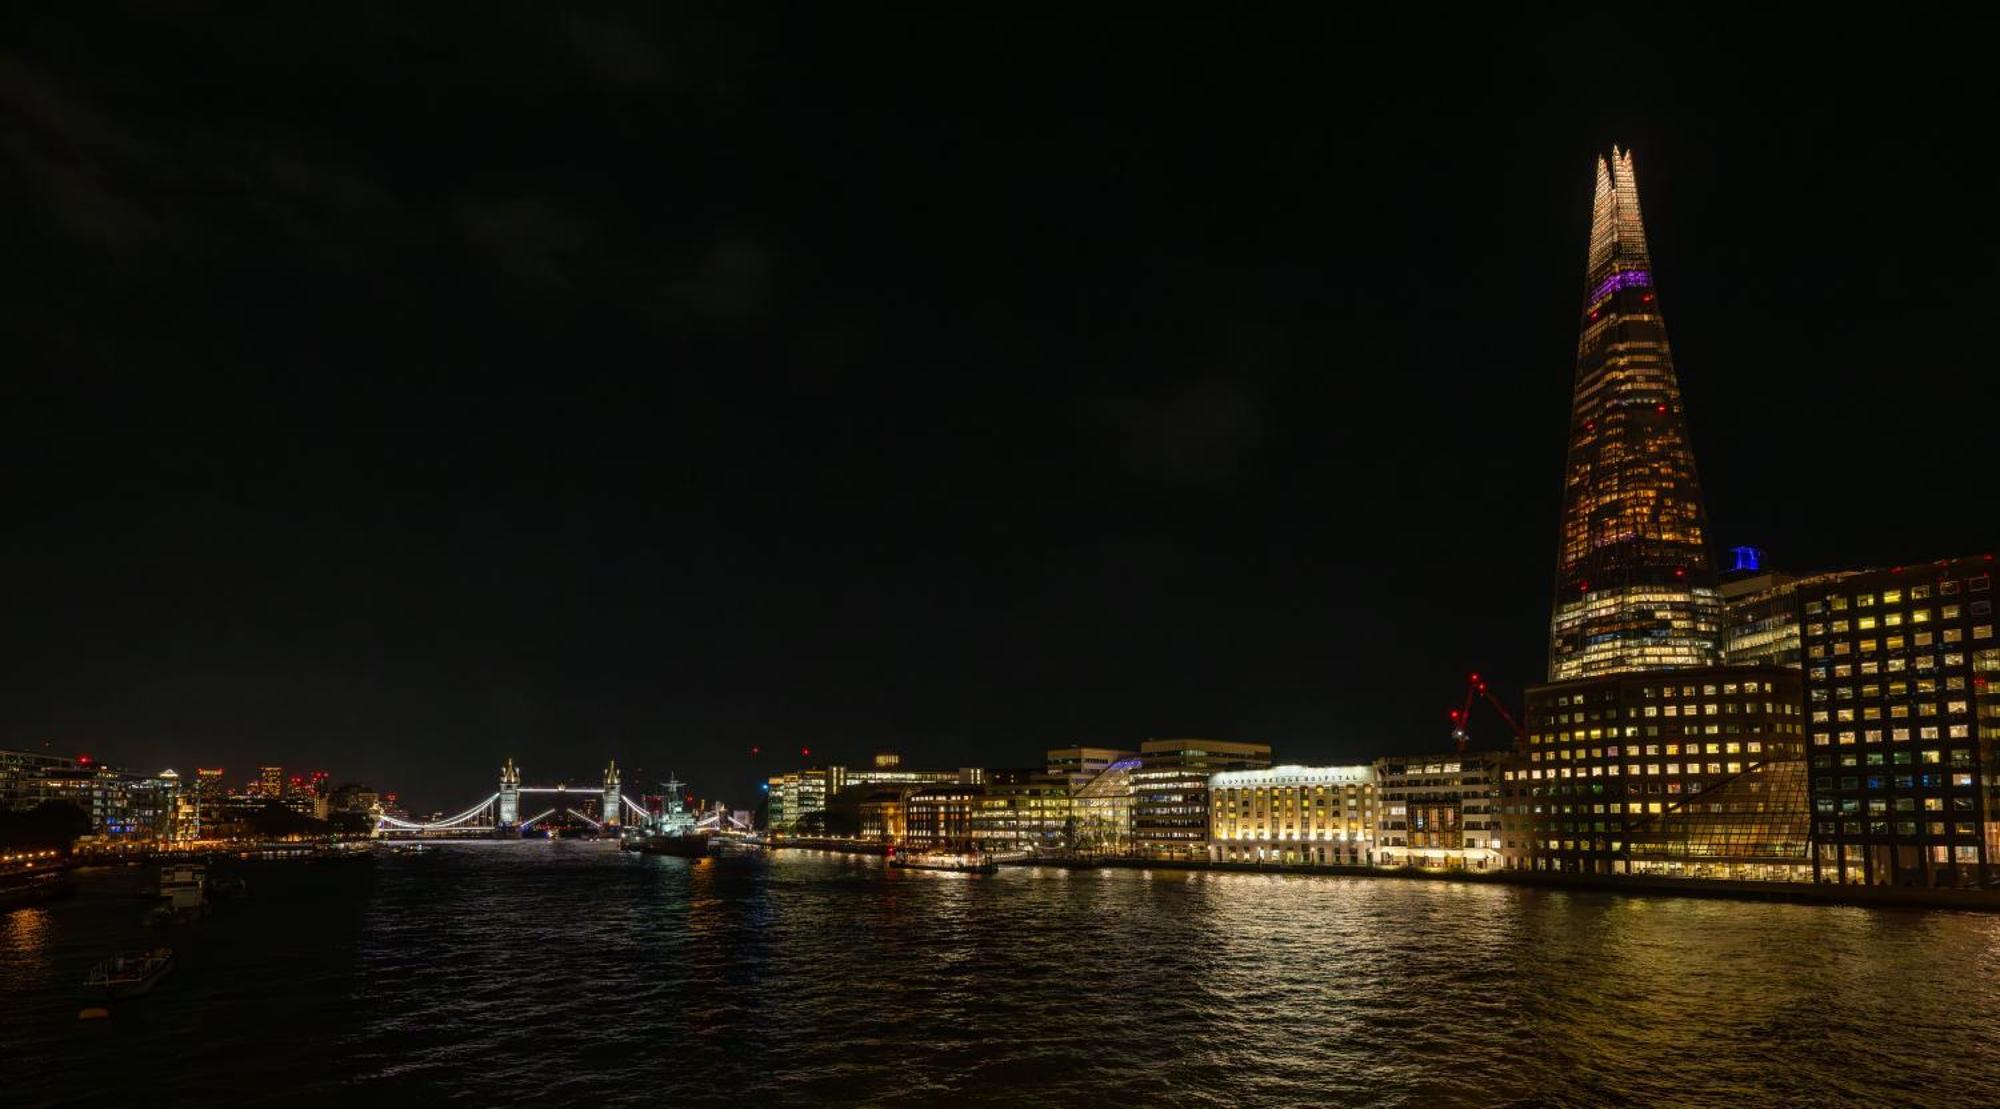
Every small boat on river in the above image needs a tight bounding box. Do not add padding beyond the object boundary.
[84,948,175,999]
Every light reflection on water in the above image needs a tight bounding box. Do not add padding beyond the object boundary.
[4,842,1999,1107]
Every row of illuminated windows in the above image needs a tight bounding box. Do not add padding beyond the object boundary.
[1812,700,1970,720]
[1814,751,1965,771]
[1809,602,1992,635]
[1524,763,1750,780]
[1812,725,1973,744]
[1811,627,1992,651]
[1547,701,1784,724]
[1807,576,1992,615]
[1810,655,2000,681]
[1816,822,1984,839]
[1816,770,1977,791]
[1819,793,1974,812]
[1815,675,1969,699]
[1538,704,1797,727]
[1535,740,1767,762]
[1548,681,1777,709]
[1807,647,1976,668]
[1216,780,1376,788]
[1218,798,1369,807]
[1532,724,1802,746]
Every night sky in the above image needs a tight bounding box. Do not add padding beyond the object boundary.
[5,7,1994,809]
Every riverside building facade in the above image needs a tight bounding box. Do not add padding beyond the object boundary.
[1548,147,1721,682]
[1207,765,1377,865]
[1131,738,1272,859]
[1374,751,1506,869]
[903,783,980,852]
[1801,557,2000,887]
[1511,665,1808,879]
[969,768,1071,853]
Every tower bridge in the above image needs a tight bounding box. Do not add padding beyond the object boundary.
[376,759,704,837]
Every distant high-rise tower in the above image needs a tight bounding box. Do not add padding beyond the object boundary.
[1548,147,1721,680]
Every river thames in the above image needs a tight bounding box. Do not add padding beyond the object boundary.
[6,841,1999,1106]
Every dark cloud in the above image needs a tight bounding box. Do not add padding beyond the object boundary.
[1103,378,1269,493]
[451,195,602,290]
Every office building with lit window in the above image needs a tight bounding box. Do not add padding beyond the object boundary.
[1,748,78,811]
[1509,665,1808,879]
[904,782,981,852]
[1801,556,1999,888]
[1374,751,1506,869]
[771,753,975,834]
[1045,746,1136,788]
[844,752,974,790]
[13,761,191,843]
[766,767,846,833]
[1548,147,1722,681]
[193,768,227,838]
[969,768,1072,853]
[1131,738,1271,860]
[856,788,907,844]
[1207,765,1376,865]
[1720,550,1863,670]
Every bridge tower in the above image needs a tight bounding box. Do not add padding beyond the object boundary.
[602,760,621,828]
[498,758,521,827]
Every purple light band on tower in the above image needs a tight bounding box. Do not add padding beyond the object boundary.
[1587,268,1652,303]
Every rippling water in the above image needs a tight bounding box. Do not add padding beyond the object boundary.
[6,841,1999,1106]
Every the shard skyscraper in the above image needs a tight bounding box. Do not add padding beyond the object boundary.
[1548,147,1721,680]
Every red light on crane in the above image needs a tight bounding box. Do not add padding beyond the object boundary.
[1449,673,1525,754]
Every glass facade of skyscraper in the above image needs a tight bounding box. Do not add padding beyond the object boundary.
[1549,147,1721,681]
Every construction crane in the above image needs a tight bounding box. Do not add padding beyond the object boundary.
[1449,672,1524,754]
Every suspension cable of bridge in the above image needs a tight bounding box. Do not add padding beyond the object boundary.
[376,793,500,832]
